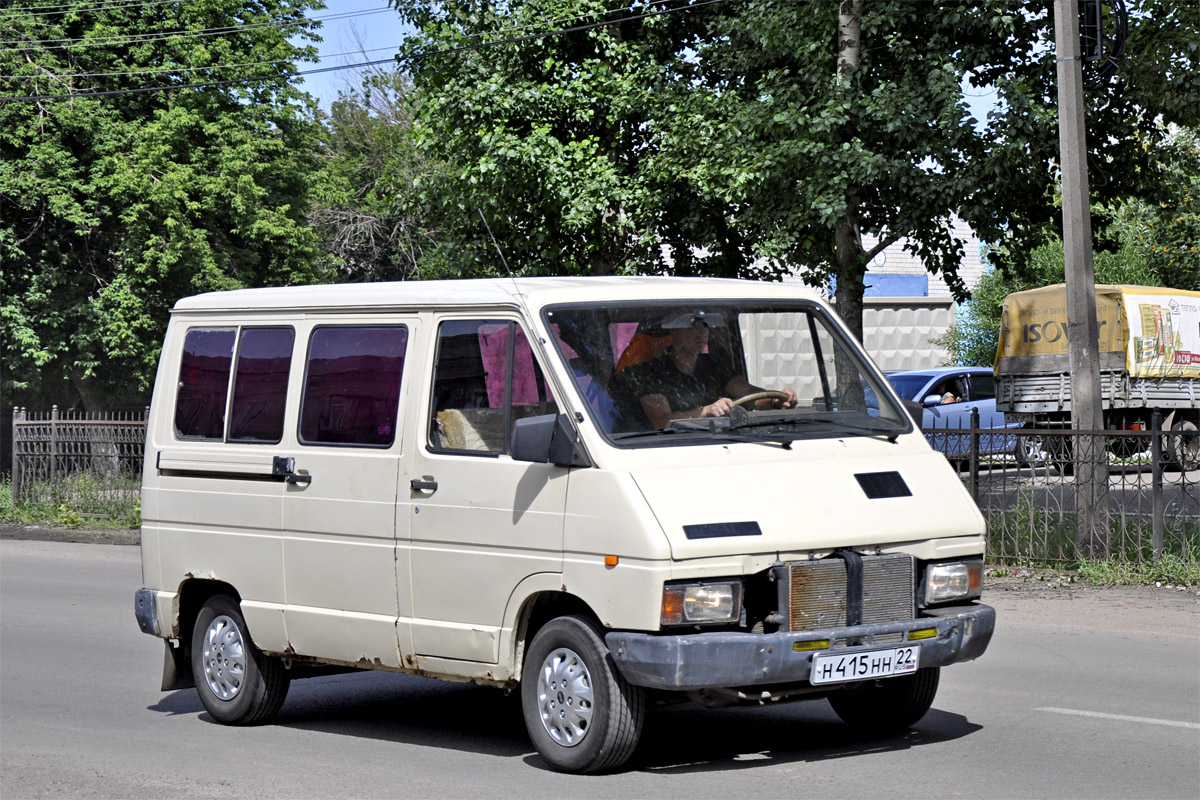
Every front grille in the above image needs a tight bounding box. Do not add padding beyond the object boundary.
[788,554,915,633]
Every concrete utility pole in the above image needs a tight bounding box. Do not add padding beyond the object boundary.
[1054,0,1108,558]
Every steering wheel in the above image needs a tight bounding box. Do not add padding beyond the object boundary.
[731,391,792,408]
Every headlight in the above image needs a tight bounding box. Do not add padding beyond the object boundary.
[661,581,743,626]
[923,560,983,605]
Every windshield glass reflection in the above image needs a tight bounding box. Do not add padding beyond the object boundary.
[544,300,909,446]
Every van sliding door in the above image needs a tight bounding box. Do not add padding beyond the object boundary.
[279,321,415,668]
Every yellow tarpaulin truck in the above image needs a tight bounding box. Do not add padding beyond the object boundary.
[994,283,1200,470]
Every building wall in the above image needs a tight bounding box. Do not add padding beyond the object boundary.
[781,217,982,369]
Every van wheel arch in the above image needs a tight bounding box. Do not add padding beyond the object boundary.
[174,580,242,666]
[514,592,600,678]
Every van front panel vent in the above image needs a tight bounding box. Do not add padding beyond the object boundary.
[788,554,915,635]
[854,471,912,499]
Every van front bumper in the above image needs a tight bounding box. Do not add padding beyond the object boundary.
[605,603,994,691]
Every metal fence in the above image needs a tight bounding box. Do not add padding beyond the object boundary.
[926,411,1200,566]
[10,407,147,517]
[9,405,1199,566]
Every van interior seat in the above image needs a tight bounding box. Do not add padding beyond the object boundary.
[434,408,507,451]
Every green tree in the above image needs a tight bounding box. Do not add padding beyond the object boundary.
[980,0,1200,283]
[309,67,436,282]
[390,0,757,278]
[1,0,327,410]
[1141,127,1200,291]
[389,0,1200,342]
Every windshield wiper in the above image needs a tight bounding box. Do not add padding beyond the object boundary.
[728,415,903,443]
[611,427,794,448]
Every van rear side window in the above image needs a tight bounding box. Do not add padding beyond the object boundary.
[175,328,236,439]
[228,327,295,443]
[175,327,296,442]
[299,326,408,447]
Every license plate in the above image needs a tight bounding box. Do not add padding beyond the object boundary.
[810,645,920,685]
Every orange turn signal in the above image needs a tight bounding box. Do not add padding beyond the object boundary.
[604,555,619,567]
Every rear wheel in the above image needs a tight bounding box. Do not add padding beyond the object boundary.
[828,667,940,737]
[191,594,290,725]
[520,615,645,773]
[1046,434,1074,475]
[1166,415,1200,472]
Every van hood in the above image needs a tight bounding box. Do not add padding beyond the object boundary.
[629,447,983,560]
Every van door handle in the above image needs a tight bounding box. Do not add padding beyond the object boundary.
[410,478,438,492]
[273,456,312,485]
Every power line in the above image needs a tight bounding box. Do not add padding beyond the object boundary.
[0,45,400,81]
[2,7,389,50]
[0,0,679,80]
[0,0,182,21]
[1,0,722,101]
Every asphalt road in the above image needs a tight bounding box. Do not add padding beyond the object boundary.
[1,539,1197,799]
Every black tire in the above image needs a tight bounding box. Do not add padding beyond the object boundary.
[520,615,645,774]
[1046,435,1074,475]
[828,666,940,737]
[1166,416,1200,472]
[191,594,290,725]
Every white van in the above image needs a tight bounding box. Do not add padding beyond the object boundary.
[134,277,993,773]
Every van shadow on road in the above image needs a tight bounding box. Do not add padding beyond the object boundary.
[148,670,982,774]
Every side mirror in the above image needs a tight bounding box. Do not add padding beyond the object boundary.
[923,394,943,407]
[511,413,590,467]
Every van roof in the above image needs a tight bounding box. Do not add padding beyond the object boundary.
[171,276,825,313]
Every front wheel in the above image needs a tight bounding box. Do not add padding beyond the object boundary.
[191,594,290,725]
[520,616,645,773]
[827,667,940,737]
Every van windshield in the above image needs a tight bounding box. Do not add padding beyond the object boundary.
[544,300,910,446]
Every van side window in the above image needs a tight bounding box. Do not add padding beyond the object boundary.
[175,328,236,439]
[228,327,295,443]
[429,320,556,454]
[299,326,408,447]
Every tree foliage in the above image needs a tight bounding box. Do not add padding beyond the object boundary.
[1,0,326,409]
[388,0,1199,341]
[938,120,1200,368]
[309,68,437,281]
[390,0,748,278]
[1140,126,1200,290]
[979,0,1200,278]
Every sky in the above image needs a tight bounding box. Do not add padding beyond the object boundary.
[298,1,410,110]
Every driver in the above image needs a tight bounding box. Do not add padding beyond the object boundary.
[620,314,797,430]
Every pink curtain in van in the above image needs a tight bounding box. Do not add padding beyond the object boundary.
[478,324,539,407]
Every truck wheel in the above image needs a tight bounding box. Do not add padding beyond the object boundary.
[828,667,940,737]
[191,594,290,725]
[1045,436,1073,475]
[520,615,645,773]
[1166,416,1200,472]
[1106,435,1143,460]
[1015,427,1047,466]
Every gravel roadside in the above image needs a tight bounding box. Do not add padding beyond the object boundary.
[0,522,139,546]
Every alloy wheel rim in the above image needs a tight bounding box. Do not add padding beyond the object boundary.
[201,614,247,701]
[536,646,594,747]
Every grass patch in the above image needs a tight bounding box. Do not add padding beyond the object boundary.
[1077,550,1200,587]
[1,477,140,529]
